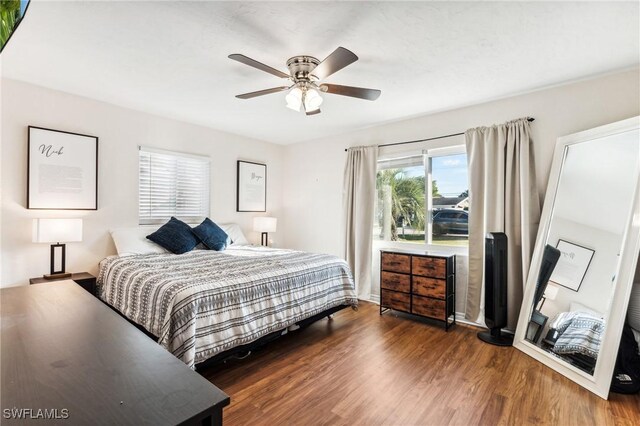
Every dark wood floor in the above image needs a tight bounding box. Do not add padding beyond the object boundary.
[201,302,640,425]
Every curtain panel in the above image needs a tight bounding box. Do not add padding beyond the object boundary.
[343,145,378,300]
[465,118,540,329]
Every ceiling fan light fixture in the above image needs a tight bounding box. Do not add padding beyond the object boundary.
[231,47,381,116]
[285,87,303,112]
[304,88,323,112]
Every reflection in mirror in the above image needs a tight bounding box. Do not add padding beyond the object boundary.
[525,129,640,376]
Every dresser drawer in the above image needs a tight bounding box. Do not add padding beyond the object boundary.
[381,271,410,293]
[411,296,446,319]
[413,276,446,299]
[381,253,411,274]
[412,256,446,278]
[381,290,410,312]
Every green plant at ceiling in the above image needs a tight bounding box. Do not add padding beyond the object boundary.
[1,0,26,51]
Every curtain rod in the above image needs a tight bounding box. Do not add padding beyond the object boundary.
[343,117,535,152]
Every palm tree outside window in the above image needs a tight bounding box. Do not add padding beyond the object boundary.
[374,146,469,247]
[1,0,30,51]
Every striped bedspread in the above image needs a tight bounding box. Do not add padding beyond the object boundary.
[97,246,357,368]
[552,311,604,359]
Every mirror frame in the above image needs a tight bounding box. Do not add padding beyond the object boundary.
[514,116,640,399]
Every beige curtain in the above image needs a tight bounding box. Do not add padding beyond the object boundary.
[465,118,540,329]
[343,145,378,300]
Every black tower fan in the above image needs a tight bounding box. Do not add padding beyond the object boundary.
[477,232,513,346]
[533,245,562,309]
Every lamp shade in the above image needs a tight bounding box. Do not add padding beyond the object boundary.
[304,88,323,112]
[543,283,560,301]
[285,87,303,112]
[253,217,277,233]
[33,219,83,243]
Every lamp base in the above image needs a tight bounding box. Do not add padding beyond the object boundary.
[43,272,72,280]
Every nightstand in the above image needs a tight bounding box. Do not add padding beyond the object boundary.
[29,272,96,296]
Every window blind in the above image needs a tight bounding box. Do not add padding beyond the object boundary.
[138,147,210,225]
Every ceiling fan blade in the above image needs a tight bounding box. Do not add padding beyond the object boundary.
[235,86,290,99]
[320,84,381,101]
[312,47,358,80]
[229,54,290,79]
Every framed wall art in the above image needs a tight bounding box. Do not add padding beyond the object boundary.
[27,126,98,210]
[236,160,266,212]
[549,239,595,292]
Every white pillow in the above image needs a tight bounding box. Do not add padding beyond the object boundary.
[569,301,603,319]
[219,223,250,246]
[110,226,169,256]
[110,222,250,256]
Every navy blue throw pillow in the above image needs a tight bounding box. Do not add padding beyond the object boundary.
[147,217,199,254]
[191,218,228,251]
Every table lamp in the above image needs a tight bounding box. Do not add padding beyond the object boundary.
[33,218,83,279]
[253,217,277,246]
[540,283,560,310]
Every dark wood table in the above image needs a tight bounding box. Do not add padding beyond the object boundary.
[1,281,229,425]
[29,272,97,296]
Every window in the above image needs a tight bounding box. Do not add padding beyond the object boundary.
[1,1,30,50]
[374,146,469,247]
[138,147,210,225]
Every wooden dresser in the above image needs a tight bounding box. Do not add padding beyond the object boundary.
[380,249,456,330]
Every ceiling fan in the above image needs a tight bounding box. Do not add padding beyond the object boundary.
[229,47,381,116]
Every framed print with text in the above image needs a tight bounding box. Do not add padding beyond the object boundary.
[237,160,266,212]
[549,239,595,292]
[27,126,98,210]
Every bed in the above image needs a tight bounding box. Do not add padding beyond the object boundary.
[97,234,358,369]
[544,304,605,374]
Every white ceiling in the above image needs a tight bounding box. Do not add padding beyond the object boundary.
[2,1,639,145]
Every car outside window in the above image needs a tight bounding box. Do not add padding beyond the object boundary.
[374,150,469,247]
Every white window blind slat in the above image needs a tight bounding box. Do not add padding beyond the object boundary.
[138,147,210,225]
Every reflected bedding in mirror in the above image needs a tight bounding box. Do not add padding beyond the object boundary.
[545,309,605,374]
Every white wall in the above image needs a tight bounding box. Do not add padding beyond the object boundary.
[3,69,639,298]
[1,79,285,287]
[282,69,640,315]
[543,217,623,319]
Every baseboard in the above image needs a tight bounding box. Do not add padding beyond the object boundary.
[455,312,483,328]
[365,296,481,328]
[367,294,380,304]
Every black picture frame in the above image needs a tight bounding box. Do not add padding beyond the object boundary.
[27,126,99,210]
[236,160,267,212]
[549,239,595,292]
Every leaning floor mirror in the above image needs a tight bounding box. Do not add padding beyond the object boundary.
[514,116,640,399]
